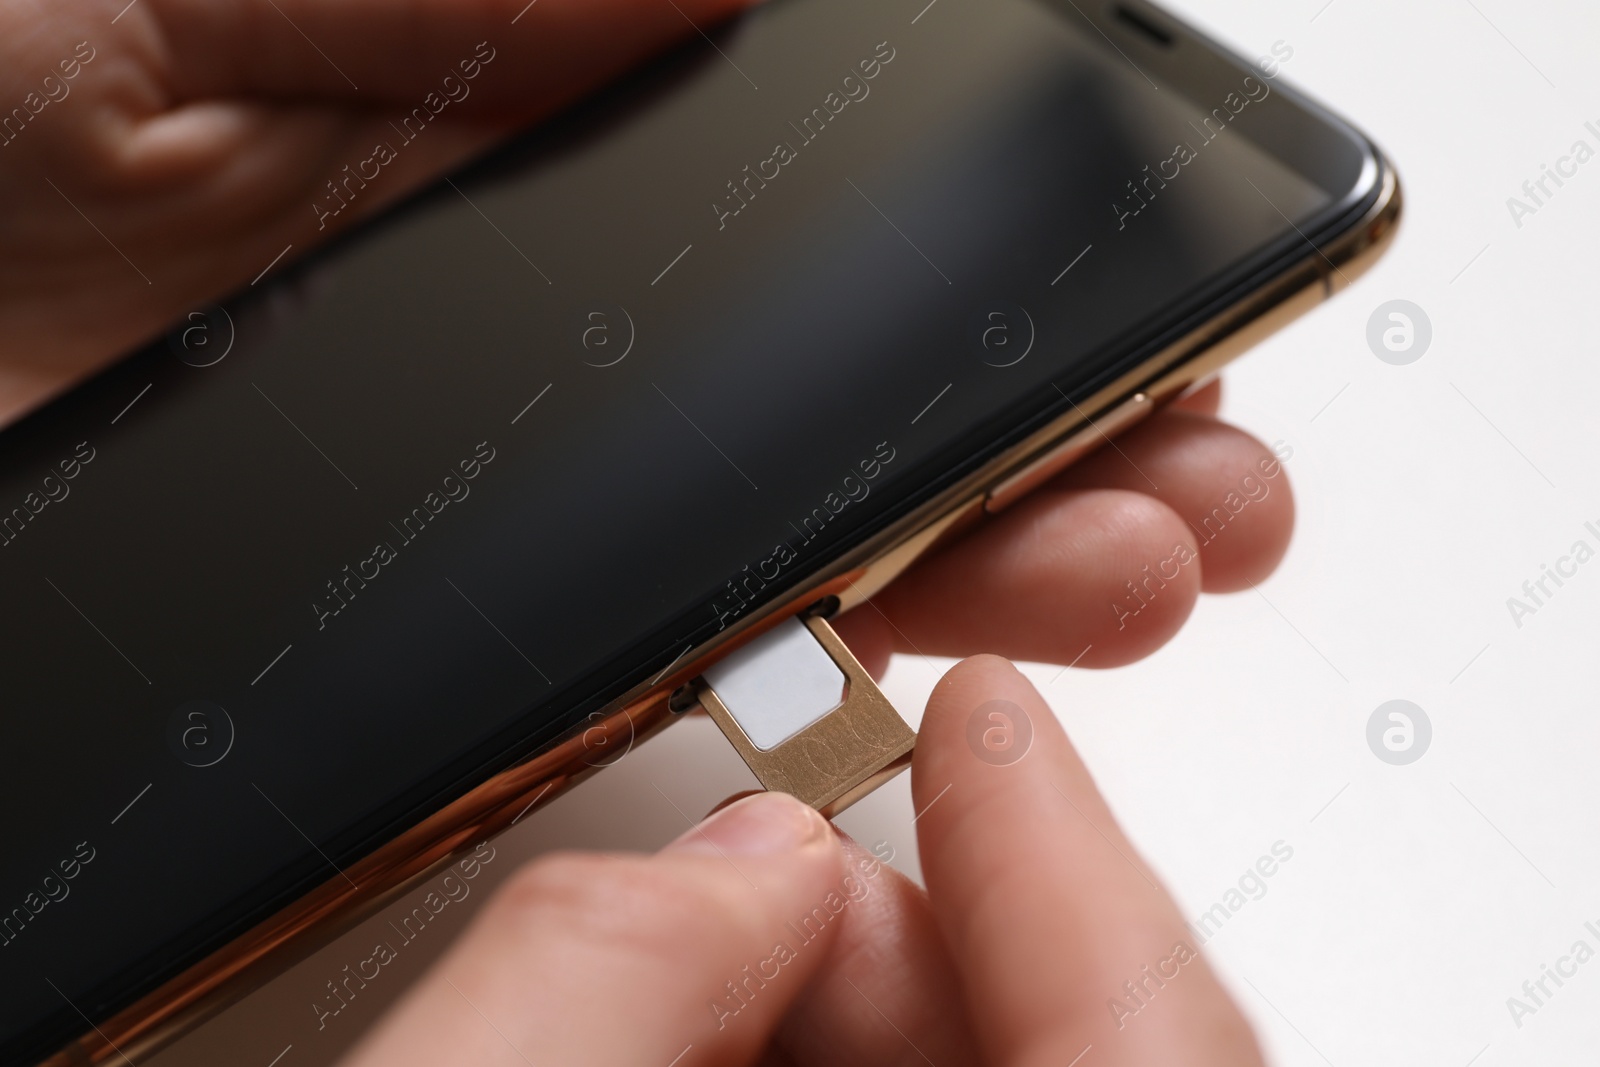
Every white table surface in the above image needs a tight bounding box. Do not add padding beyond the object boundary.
[150,1,1600,1063]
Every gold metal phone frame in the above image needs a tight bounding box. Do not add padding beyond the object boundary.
[40,165,1400,1066]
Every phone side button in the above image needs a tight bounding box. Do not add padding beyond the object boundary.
[984,391,1153,514]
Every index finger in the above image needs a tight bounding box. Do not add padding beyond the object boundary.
[911,655,1264,1066]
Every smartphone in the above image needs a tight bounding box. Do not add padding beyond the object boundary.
[1,0,1398,1062]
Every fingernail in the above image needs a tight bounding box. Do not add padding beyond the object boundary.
[664,792,825,857]
[702,790,763,819]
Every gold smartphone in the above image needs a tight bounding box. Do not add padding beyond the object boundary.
[2,0,1397,1062]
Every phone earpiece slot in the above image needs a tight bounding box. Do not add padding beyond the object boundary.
[1112,3,1175,46]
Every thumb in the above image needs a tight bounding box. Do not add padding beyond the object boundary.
[338,792,847,1067]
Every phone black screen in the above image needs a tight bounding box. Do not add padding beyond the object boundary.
[0,0,1376,1059]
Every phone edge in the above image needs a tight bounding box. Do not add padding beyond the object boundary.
[37,157,1402,1067]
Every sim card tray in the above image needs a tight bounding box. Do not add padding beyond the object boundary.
[697,614,915,817]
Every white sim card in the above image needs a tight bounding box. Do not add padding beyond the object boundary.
[700,618,848,750]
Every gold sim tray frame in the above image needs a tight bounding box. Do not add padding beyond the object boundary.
[694,612,915,817]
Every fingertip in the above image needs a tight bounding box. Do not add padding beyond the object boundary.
[1198,459,1295,592]
[666,790,831,858]
[700,789,766,819]
[929,653,1024,705]
[914,654,1050,797]
[908,656,1229,1066]
[1055,411,1296,595]
[1069,493,1203,667]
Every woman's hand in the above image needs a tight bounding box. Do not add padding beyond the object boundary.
[337,655,1268,1067]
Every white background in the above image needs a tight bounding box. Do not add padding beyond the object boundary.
[151,0,1600,1063]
